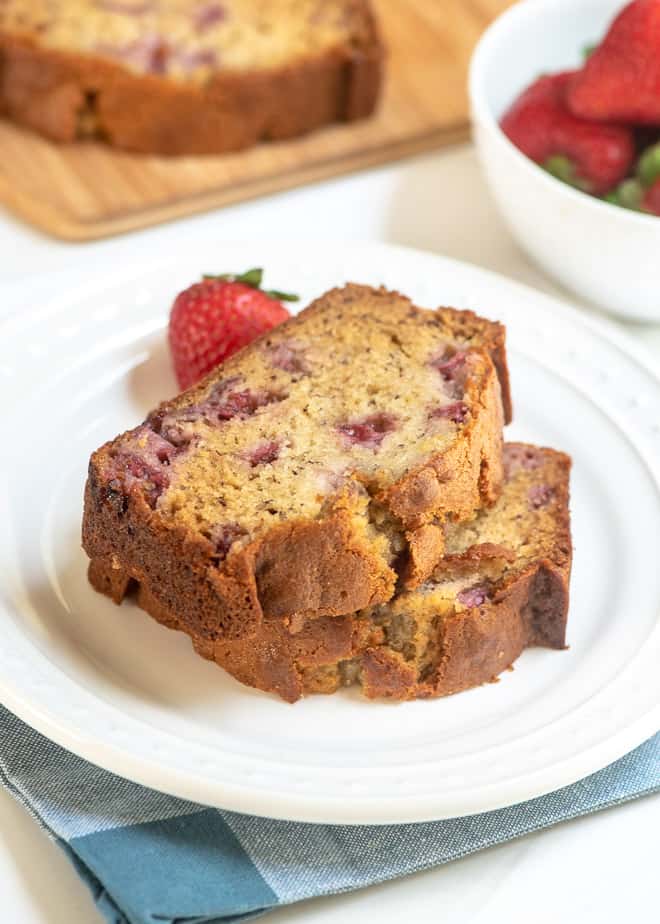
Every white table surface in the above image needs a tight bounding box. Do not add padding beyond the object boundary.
[0,144,658,923]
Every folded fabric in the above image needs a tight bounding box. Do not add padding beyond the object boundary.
[0,706,658,924]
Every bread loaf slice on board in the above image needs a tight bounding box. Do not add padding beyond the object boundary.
[0,0,383,155]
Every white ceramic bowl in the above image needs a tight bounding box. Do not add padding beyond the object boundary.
[470,0,660,322]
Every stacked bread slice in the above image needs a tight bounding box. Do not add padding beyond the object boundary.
[83,284,572,702]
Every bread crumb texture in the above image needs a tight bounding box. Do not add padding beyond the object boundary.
[208,443,573,701]
[83,284,511,657]
[0,0,377,81]
[95,284,504,557]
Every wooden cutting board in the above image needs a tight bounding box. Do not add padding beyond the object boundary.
[0,0,512,241]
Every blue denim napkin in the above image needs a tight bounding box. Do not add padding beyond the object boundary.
[0,706,657,924]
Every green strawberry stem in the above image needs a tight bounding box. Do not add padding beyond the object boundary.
[265,289,300,302]
[202,268,299,302]
[637,143,660,188]
[604,178,644,211]
[542,154,590,191]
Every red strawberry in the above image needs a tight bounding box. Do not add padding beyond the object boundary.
[643,177,660,214]
[568,1,660,125]
[168,268,296,390]
[501,71,635,195]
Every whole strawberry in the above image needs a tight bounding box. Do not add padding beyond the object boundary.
[168,268,297,390]
[501,71,635,195]
[568,0,660,125]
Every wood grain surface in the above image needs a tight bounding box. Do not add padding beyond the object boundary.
[0,0,512,240]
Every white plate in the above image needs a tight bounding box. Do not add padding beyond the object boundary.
[0,242,659,825]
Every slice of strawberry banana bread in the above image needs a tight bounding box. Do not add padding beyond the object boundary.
[0,0,383,155]
[192,444,572,701]
[83,284,510,644]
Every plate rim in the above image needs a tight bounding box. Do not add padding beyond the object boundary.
[1,240,659,825]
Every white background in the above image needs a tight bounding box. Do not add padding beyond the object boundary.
[1,145,658,922]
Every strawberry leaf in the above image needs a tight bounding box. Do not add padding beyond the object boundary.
[203,268,263,286]
[201,268,299,302]
[264,289,300,302]
[236,268,264,287]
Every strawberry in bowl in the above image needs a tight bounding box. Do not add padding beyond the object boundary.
[470,0,660,320]
[500,70,635,196]
[500,0,660,215]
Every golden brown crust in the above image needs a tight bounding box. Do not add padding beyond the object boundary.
[83,452,397,641]
[405,523,445,587]
[254,512,396,619]
[84,477,265,640]
[87,546,570,704]
[381,361,504,531]
[433,542,516,579]
[87,553,134,604]
[0,3,384,155]
[410,562,569,699]
[435,307,512,425]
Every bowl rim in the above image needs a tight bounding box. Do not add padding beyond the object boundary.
[468,0,660,230]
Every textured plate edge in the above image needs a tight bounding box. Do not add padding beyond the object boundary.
[0,673,658,825]
[0,241,659,823]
